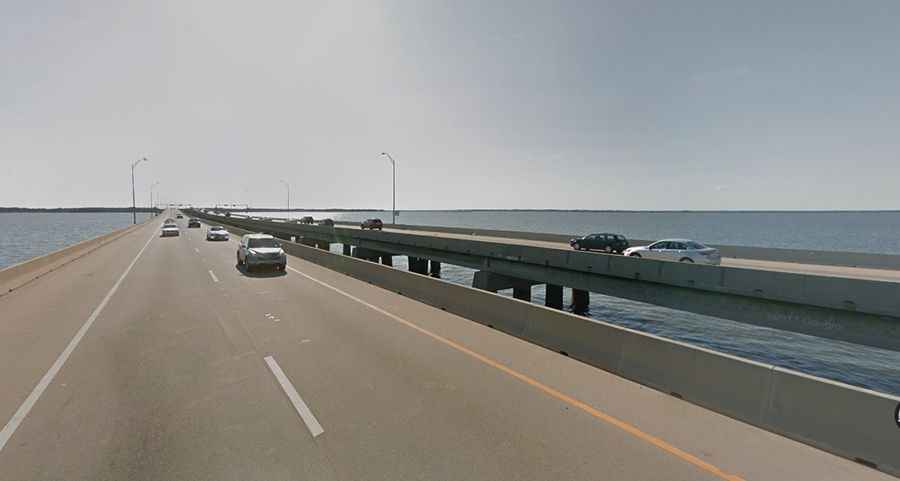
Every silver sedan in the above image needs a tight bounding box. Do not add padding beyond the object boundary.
[623,239,721,265]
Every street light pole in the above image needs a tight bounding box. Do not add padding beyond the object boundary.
[279,180,290,211]
[131,157,148,224]
[150,181,160,213]
[380,152,396,225]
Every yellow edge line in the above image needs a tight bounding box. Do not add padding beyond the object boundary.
[286,265,745,481]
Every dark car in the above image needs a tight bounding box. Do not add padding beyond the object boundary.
[299,216,315,224]
[318,218,334,226]
[569,233,629,253]
[187,218,201,228]
[361,218,383,230]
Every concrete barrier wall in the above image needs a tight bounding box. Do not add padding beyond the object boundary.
[194,211,900,476]
[335,221,900,270]
[0,220,148,295]
[193,212,900,320]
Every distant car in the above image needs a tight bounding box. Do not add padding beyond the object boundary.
[206,226,229,241]
[176,214,184,219]
[570,233,629,253]
[187,218,201,228]
[318,218,334,226]
[624,239,721,265]
[237,233,287,271]
[299,216,314,224]
[161,224,180,237]
[361,218,383,230]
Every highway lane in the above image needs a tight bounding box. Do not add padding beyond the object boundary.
[0,216,893,480]
[372,226,900,283]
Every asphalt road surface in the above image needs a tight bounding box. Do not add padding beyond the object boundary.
[0,217,892,481]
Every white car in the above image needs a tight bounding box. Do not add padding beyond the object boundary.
[206,226,229,241]
[623,239,721,265]
[236,233,286,271]
[161,223,180,237]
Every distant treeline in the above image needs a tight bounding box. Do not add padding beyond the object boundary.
[0,207,162,213]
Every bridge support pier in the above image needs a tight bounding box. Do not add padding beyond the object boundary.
[545,284,563,309]
[513,286,531,302]
[429,261,441,278]
[353,247,379,262]
[343,244,352,256]
[571,288,590,313]
[473,271,539,296]
[408,257,429,275]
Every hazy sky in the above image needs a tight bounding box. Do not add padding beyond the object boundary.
[2,1,899,210]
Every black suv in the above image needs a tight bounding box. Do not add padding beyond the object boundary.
[188,218,201,228]
[569,233,629,253]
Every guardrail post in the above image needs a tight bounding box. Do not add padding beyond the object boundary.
[381,255,393,267]
[343,244,352,256]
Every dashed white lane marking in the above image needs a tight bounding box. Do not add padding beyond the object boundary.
[209,270,219,283]
[264,355,324,438]
[0,227,157,453]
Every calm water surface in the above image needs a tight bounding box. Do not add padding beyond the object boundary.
[4,210,899,395]
[0,212,152,269]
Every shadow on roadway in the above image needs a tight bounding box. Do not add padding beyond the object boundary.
[235,263,287,278]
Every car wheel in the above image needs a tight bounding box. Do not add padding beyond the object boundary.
[629,253,641,258]
[572,243,580,250]
[680,257,694,263]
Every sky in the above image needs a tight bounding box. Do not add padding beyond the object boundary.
[2,0,899,210]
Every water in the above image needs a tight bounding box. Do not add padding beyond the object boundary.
[258,210,900,396]
[0,212,153,269]
[260,210,900,254]
[4,210,899,395]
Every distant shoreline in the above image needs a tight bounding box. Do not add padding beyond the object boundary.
[2,207,898,214]
[0,207,161,213]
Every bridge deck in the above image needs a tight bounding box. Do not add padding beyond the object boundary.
[0,218,891,481]
[378,226,900,283]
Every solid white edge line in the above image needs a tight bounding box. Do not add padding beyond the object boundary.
[264,355,324,438]
[0,226,157,453]
[287,266,402,325]
[208,270,219,283]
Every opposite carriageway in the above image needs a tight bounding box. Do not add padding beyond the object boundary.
[188,210,900,353]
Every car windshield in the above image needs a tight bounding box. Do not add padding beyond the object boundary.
[211,226,224,231]
[248,238,278,248]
